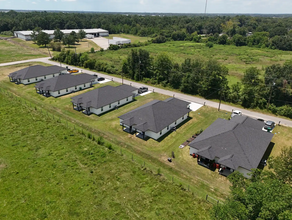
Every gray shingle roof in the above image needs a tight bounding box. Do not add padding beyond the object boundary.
[119,98,191,133]
[71,85,137,109]
[35,74,96,92]
[189,116,274,171]
[9,65,66,80]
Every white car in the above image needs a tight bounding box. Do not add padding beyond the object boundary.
[231,110,242,118]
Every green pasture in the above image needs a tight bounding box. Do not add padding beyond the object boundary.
[0,40,46,64]
[90,41,292,85]
[0,92,212,219]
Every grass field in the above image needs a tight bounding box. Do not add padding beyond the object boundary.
[105,34,150,44]
[10,38,100,57]
[3,62,292,202]
[89,41,292,85]
[0,63,232,200]
[0,92,212,219]
[0,40,47,64]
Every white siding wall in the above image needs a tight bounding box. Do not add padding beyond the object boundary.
[50,82,92,97]
[237,167,252,179]
[99,32,109,37]
[90,95,133,116]
[132,90,139,96]
[145,113,189,140]
[190,147,199,155]
[21,73,59,85]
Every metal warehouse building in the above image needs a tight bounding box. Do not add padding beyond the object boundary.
[14,28,109,41]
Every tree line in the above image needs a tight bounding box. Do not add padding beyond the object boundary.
[29,27,86,48]
[53,48,292,119]
[211,147,292,219]
[2,11,292,51]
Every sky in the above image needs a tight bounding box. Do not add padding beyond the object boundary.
[0,0,292,14]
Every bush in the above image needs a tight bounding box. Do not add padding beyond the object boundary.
[205,42,214,48]
[109,44,120,50]
[0,31,13,36]
[50,42,62,51]
[90,47,95,53]
[105,143,114,151]
[97,136,104,145]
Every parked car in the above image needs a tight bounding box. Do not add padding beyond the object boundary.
[263,121,275,132]
[68,69,79,74]
[98,77,105,81]
[138,87,148,94]
[231,110,242,118]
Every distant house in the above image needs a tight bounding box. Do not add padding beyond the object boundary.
[71,84,138,115]
[189,116,274,178]
[35,73,97,97]
[119,98,191,140]
[8,65,67,85]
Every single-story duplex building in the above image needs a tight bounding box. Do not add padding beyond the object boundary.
[35,73,97,97]
[71,84,138,115]
[14,28,109,41]
[9,65,67,85]
[189,116,274,178]
[119,98,191,140]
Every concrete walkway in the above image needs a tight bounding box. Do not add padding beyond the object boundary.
[2,57,292,128]
[90,37,109,50]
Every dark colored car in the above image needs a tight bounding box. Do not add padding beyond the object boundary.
[264,121,275,131]
[98,77,105,81]
[138,87,148,94]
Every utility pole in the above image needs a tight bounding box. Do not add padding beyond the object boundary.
[204,0,208,15]
[218,94,222,111]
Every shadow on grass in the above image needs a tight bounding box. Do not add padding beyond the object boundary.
[156,116,193,143]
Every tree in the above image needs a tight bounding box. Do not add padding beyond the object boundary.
[78,29,86,42]
[155,53,173,84]
[53,28,64,42]
[30,27,41,43]
[211,171,292,220]
[62,35,75,48]
[36,31,50,47]
[269,147,292,184]
[218,34,228,45]
[232,34,247,46]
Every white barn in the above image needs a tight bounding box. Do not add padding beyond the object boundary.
[14,28,109,41]
[71,84,138,116]
[35,73,97,97]
[119,98,191,140]
[8,65,67,85]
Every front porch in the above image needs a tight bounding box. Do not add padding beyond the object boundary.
[197,156,216,171]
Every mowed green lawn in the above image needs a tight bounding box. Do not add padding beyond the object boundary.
[89,41,292,85]
[0,40,47,64]
[0,92,212,219]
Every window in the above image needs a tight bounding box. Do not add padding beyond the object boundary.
[160,131,162,135]
[109,104,111,108]
[118,101,120,105]
[66,89,68,92]
[175,121,177,125]
[84,84,86,87]
[44,76,46,79]
[182,116,184,120]
[126,97,128,101]
[28,79,30,82]
[75,86,77,90]
[53,74,55,77]
[167,126,169,130]
[58,91,60,94]
[35,78,37,81]
[101,107,103,112]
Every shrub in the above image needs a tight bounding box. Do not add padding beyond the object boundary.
[105,143,114,151]
[90,47,95,53]
[205,42,214,48]
[97,136,104,145]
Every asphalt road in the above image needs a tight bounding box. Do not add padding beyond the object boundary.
[2,57,292,128]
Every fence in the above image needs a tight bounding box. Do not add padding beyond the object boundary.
[0,87,224,204]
